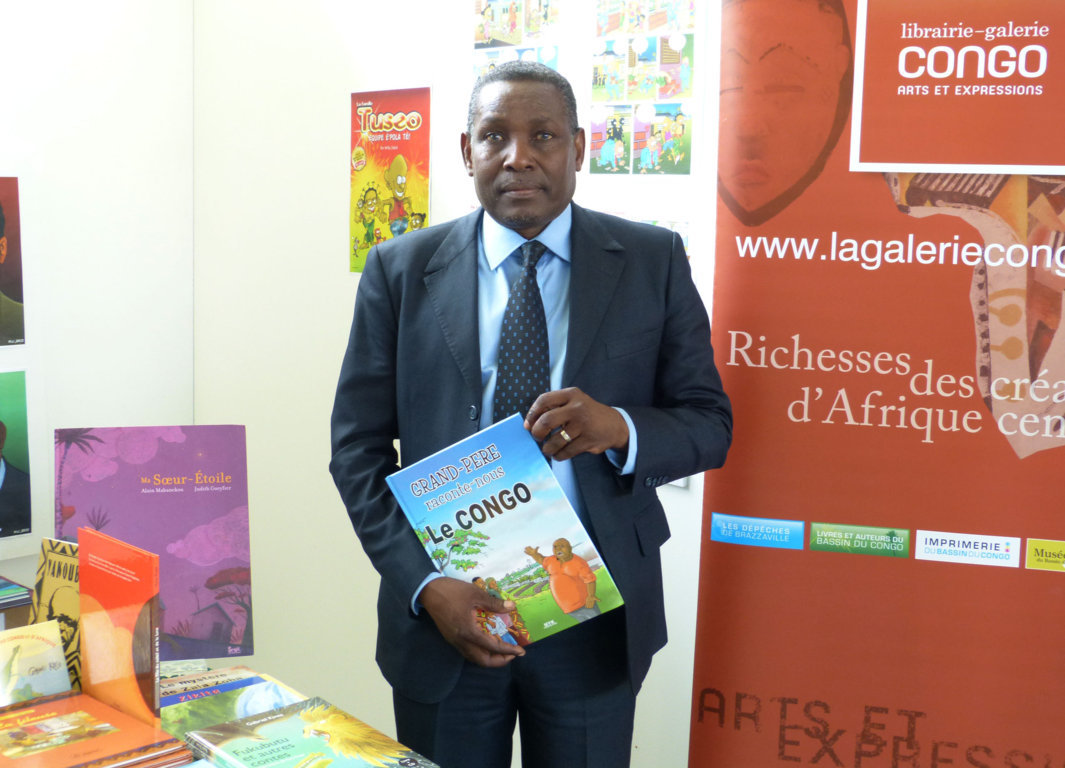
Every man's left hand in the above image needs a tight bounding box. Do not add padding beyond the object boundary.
[525,387,629,461]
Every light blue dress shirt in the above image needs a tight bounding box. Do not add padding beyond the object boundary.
[412,204,637,609]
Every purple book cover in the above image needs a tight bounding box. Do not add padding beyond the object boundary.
[54,425,251,661]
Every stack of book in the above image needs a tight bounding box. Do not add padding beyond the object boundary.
[0,691,193,766]
[159,666,305,742]
[0,575,32,630]
[155,666,440,767]
[0,423,438,766]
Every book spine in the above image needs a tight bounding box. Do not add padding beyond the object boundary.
[151,593,160,714]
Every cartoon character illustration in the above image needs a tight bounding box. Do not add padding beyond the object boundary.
[408,211,426,231]
[665,116,686,165]
[639,131,660,173]
[597,115,627,172]
[356,183,380,249]
[379,155,414,238]
[524,538,600,623]
[473,576,531,646]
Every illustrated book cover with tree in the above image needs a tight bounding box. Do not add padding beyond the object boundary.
[161,670,305,741]
[0,690,190,766]
[28,537,80,690]
[79,528,160,727]
[0,619,70,705]
[386,414,623,645]
[54,425,252,661]
[184,696,439,768]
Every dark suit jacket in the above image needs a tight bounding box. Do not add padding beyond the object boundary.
[0,460,30,537]
[330,204,731,704]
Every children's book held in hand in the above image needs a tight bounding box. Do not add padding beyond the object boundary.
[386,414,624,645]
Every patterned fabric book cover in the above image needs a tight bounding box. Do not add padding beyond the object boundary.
[55,425,252,661]
[386,414,623,645]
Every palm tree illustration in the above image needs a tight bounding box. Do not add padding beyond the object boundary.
[54,428,103,537]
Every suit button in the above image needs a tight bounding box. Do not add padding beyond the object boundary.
[468,405,479,421]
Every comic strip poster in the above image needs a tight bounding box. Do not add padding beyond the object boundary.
[693,0,1065,765]
[591,2,696,175]
[0,179,25,345]
[473,0,562,77]
[349,88,430,273]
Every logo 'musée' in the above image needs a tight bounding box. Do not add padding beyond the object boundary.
[1025,538,1065,572]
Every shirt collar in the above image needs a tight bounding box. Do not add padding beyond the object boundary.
[482,204,573,270]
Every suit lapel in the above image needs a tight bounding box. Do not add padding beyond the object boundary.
[423,210,483,397]
[565,205,624,384]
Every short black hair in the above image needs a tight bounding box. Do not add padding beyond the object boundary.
[467,60,579,135]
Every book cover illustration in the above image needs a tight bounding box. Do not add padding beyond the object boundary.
[0,620,70,705]
[55,425,252,661]
[161,673,305,741]
[28,538,81,690]
[79,528,160,727]
[0,690,188,766]
[349,87,430,272]
[185,696,438,768]
[386,414,623,645]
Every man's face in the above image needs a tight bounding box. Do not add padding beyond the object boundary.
[553,538,573,562]
[718,0,849,218]
[462,79,585,239]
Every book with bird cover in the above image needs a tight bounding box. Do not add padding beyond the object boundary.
[385,414,624,645]
[184,696,438,768]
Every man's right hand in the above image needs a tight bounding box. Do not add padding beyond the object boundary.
[418,576,525,667]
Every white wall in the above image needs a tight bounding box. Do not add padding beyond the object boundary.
[2,1,719,765]
[0,0,194,569]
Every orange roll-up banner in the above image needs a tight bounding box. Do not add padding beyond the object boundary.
[693,1,1065,766]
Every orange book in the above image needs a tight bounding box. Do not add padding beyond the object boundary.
[0,690,189,766]
[78,529,160,728]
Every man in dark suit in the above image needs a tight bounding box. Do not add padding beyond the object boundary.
[330,61,731,768]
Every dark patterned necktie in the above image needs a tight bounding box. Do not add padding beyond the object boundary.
[493,240,549,422]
